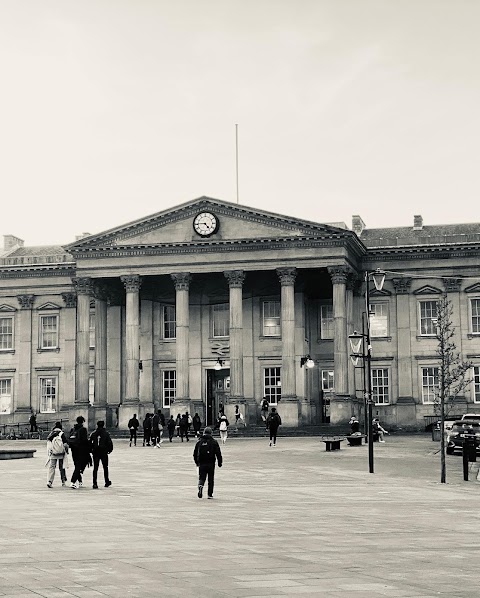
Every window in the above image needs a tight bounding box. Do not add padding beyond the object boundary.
[89,312,95,348]
[0,316,13,350]
[0,378,12,414]
[163,305,176,339]
[321,370,334,392]
[421,367,439,404]
[264,367,281,404]
[419,301,438,336]
[39,315,59,349]
[39,377,57,413]
[471,299,480,334]
[263,301,281,336]
[320,304,334,339]
[212,303,229,337]
[372,368,389,404]
[473,366,480,403]
[162,370,176,408]
[370,303,388,337]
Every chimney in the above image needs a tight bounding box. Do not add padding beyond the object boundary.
[413,215,423,230]
[352,215,366,237]
[3,235,24,251]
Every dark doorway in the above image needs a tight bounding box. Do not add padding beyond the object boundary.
[206,368,230,427]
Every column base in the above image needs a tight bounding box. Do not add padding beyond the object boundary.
[277,398,299,427]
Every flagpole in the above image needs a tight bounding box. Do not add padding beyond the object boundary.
[235,123,239,204]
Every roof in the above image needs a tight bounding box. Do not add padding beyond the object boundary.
[0,245,73,266]
[360,223,480,248]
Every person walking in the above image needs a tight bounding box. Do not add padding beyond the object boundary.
[151,411,161,447]
[186,411,193,435]
[46,421,69,487]
[29,410,38,433]
[142,413,152,446]
[89,420,113,488]
[193,426,223,499]
[157,409,165,446]
[192,412,202,438]
[128,413,140,447]
[218,414,229,444]
[261,397,269,424]
[179,413,189,442]
[266,407,282,447]
[175,414,181,438]
[167,415,176,442]
[68,416,91,489]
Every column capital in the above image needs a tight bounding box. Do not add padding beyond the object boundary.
[171,272,192,291]
[347,272,362,293]
[93,282,109,301]
[72,277,94,296]
[392,277,412,295]
[328,265,351,285]
[121,275,142,293]
[276,267,297,286]
[224,270,246,288]
[61,292,77,308]
[443,278,462,293]
[17,294,35,309]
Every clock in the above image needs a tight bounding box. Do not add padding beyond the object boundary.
[193,211,219,237]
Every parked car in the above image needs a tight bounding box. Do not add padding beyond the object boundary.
[461,413,480,421]
[446,420,480,455]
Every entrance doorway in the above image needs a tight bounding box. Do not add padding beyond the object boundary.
[206,369,230,427]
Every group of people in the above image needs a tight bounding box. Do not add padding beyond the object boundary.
[46,416,113,489]
[349,416,389,442]
[127,411,204,447]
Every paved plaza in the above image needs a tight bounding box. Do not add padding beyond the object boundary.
[0,433,479,597]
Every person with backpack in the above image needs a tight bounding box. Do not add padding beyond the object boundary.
[167,415,176,442]
[218,414,229,444]
[192,413,202,438]
[89,420,113,489]
[46,422,69,487]
[266,407,282,447]
[68,415,91,489]
[193,426,223,499]
[142,413,152,446]
[128,413,140,447]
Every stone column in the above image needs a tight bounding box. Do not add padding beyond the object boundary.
[346,274,356,402]
[121,275,142,409]
[328,266,350,424]
[72,278,93,413]
[224,270,246,422]
[92,284,108,424]
[171,273,191,413]
[15,295,35,414]
[392,277,415,423]
[61,292,77,414]
[277,267,298,426]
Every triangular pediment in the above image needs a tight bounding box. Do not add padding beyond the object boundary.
[64,196,353,252]
[370,288,391,297]
[0,304,16,312]
[465,283,480,294]
[37,302,61,311]
[413,285,442,295]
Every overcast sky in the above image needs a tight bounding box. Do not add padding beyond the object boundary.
[2,0,479,247]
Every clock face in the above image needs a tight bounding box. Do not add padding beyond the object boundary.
[193,212,219,237]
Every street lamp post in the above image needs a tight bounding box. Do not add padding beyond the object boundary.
[349,269,385,474]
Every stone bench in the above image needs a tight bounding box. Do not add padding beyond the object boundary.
[346,435,366,446]
[0,449,37,460]
[321,436,345,451]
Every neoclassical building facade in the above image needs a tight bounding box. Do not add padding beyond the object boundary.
[1,197,480,430]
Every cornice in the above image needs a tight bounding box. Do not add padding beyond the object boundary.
[0,266,76,279]
[364,243,480,261]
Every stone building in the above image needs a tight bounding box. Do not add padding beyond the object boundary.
[1,197,480,431]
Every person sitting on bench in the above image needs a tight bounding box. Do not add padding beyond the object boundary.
[372,418,389,443]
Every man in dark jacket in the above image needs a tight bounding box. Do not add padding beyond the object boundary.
[127,413,140,447]
[151,411,160,447]
[142,413,152,446]
[89,420,113,489]
[68,415,90,489]
[266,407,282,447]
[193,426,223,499]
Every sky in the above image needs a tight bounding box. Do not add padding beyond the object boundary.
[1,0,480,247]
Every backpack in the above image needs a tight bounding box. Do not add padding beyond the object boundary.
[68,427,79,447]
[50,432,65,457]
[197,438,212,461]
[91,430,113,453]
[219,419,227,431]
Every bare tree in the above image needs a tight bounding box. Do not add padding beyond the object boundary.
[434,294,472,483]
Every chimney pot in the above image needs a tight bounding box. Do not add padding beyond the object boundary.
[352,215,366,236]
[413,215,423,230]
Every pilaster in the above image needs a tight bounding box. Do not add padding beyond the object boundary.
[171,273,192,409]
[72,277,94,407]
[392,277,413,400]
[15,295,35,413]
[224,270,245,402]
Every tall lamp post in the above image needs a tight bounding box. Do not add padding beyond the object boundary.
[349,269,385,474]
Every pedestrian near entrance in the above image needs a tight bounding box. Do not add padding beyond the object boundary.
[128,414,140,447]
[46,422,69,487]
[142,413,152,446]
[30,410,38,433]
[151,411,161,447]
[175,414,181,437]
[89,421,113,489]
[167,415,176,442]
[234,405,245,430]
[261,397,269,423]
[179,413,189,442]
[68,416,91,489]
[193,426,223,499]
[219,414,229,444]
[192,413,202,437]
[266,407,282,447]
[372,418,389,442]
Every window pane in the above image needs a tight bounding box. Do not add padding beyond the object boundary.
[472,300,480,334]
[372,368,389,404]
[370,303,388,337]
[474,366,480,403]
[40,315,58,348]
[320,305,334,339]
[213,304,229,337]
[163,370,176,408]
[263,301,281,336]
[0,317,13,350]
[163,305,176,339]
[264,367,281,404]
[420,301,437,336]
[0,378,12,414]
[422,367,438,403]
[40,377,56,412]
[321,370,334,392]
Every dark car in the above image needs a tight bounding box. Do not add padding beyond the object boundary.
[446,420,480,455]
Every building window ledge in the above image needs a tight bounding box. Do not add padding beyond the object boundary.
[0,349,15,354]
[37,348,60,353]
